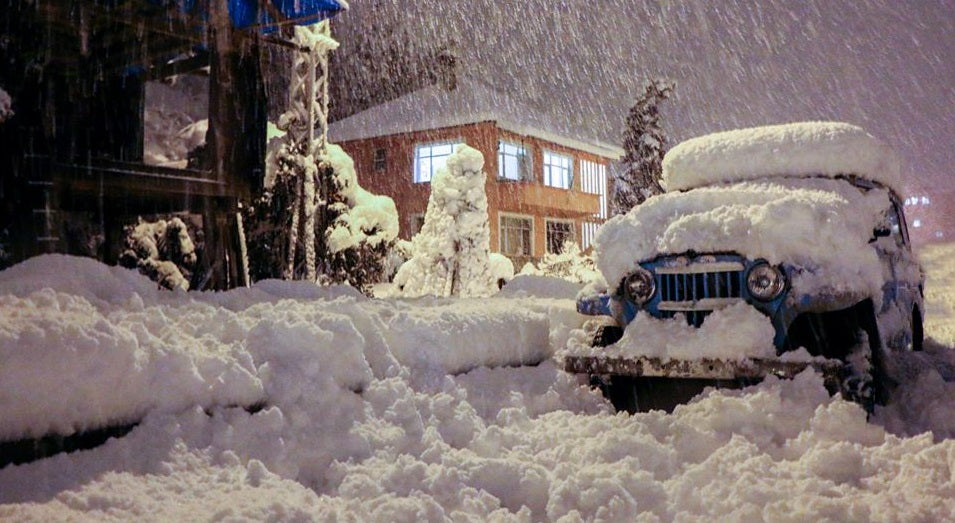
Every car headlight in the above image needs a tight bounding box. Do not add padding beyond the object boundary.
[624,268,656,304]
[746,262,786,301]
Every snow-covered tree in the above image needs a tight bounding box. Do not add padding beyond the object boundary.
[319,144,400,291]
[119,217,197,291]
[519,241,600,285]
[611,78,676,215]
[395,144,496,298]
[245,144,398,293]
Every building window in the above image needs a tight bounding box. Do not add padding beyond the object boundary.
[543,151,572,189]
[500,214,533,257]
[913,219,921,228]
[498,140,531,181]
[413,142,462,183]
[374,148,387,171]
[546,220,575,254]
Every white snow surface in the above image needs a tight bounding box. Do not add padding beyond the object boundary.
[662,122,903,194]
[567,301,778,361]
[2,246,955,521]
[595,177,891,302]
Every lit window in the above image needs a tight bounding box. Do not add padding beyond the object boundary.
[498,141,531,181]
[913,219,922,228]
[543,151,572,189]
[546,220,575,254]
[413,142,462,183]
[921,196,931,205]
[500,215,533,256]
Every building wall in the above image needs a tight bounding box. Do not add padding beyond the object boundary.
[336,122,612,266]
[903,191,955,246]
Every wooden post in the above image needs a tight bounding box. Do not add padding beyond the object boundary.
[203,0,266,289]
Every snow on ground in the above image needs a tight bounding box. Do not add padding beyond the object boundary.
[2,247,955,521]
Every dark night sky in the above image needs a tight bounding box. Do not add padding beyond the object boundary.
[334,0,955,202]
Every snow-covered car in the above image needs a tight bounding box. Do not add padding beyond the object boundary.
[567,122,924,412]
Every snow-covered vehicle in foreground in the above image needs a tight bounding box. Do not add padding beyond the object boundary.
[566,122,924,412]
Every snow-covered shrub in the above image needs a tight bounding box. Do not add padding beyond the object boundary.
[119,217,197,291]
[245,143,399,294]
[396,144,496,298]
[489,252,515,289]
[384,239,413,281]
[520,241,601,285]
[0,87,13,123]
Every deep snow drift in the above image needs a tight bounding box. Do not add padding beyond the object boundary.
[1,245,955,521]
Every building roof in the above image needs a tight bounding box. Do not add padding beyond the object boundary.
[328,75,624,159]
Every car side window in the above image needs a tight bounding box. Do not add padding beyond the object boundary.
[892,202,911,246]
[880,204,908,247]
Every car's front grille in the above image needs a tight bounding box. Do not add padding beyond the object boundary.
[654,261,746,327]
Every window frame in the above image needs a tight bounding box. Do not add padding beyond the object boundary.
[498,140,532,181]
[542,150,573,189]
[413,141,463,184]
[373,148,387,171]
[498,212,535,258]
[544,218,576,254]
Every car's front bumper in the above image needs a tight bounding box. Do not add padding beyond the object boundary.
[563,353,844,390]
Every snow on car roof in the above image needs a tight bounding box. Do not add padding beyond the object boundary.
[661,122,903,194]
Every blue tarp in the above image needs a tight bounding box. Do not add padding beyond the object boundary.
[227,0,346,30]
[155,0,346,31]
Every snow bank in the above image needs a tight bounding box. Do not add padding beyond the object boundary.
[0,255,573,441]
[662,122,902,194]
[3,252,955,521]
[921,242,955,347]
[499,274,582,300]
[595,177,891,300]
[567,301,778,361]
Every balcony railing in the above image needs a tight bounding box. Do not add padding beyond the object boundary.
[499,183,600,217]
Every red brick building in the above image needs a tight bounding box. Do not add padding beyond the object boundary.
[903,190,955,245]
[329,77,622,268]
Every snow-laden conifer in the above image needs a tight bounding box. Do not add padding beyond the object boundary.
[611,79,675,215]
[396,144,496,298]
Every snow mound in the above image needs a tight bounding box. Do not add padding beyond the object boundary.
[662,122,902,194]
[921,242,955,347]
[568,301,777,361]
[3,252,955,520]
[0,255,574,441]
[595,177,890,300]
[499,274,582,300]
